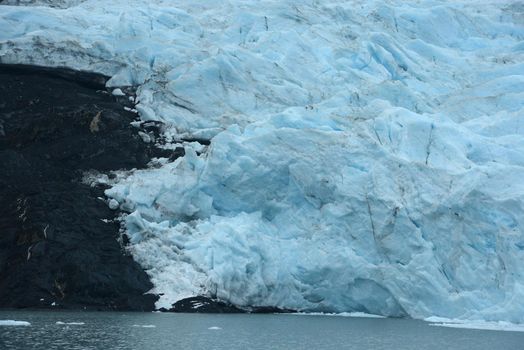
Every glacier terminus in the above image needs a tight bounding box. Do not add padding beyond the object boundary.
[1,0,523,323]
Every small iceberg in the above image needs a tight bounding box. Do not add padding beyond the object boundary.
[56,322,85,325]
[132,324,156,328]
[425,317,524,332]
[208,326,222,330]
[0,320,31,326]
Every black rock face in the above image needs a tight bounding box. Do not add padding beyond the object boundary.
[169,296,295,314]
[0,64,169,311]
[169,296,245,313]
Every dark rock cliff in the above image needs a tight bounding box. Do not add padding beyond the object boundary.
[0,64,168,310]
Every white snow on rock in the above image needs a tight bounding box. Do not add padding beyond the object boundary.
[112,88,125,96]
[1,0,523,323]
[0,320,31,326]
[108,198,120,210]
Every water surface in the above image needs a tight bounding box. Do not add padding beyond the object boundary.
[0,311,522,349]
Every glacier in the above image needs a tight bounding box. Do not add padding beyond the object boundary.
[1,0,523,322]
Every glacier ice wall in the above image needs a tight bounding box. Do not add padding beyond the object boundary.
[2,0,524,321]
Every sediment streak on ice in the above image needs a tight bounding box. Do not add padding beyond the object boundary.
[2,0,523,322]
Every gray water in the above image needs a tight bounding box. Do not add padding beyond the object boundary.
[0,311,523,349]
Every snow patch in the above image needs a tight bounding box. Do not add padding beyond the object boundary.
[123,107,138,114]
[108,199,119,210]
[112,88,125,96]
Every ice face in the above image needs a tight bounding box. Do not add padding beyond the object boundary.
[107,115,524,321]
[2,0,523,322]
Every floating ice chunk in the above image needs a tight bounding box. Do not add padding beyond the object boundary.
[208,326,222,330]
[0,320,30,326]
[426,317,524,332]
[132,324,156,328]
[56,321,85,325]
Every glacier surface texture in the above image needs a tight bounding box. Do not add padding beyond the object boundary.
[1,0,523,322]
